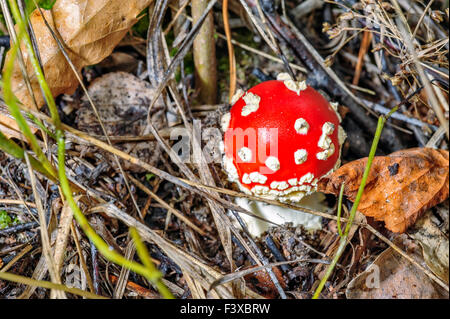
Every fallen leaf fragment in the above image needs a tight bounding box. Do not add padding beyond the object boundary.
[74,71,164,172]
[5,0,153,109]
[318,148,449,233]
[244,266,286,299]
[408,210,449,284]
[109,274,159,299]
[346,245,448,299]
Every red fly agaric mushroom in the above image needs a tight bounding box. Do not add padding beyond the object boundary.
[222,73,346,203]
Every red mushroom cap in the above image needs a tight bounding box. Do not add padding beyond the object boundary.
[222,73,346,202]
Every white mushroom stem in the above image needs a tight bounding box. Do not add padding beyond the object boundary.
[233,192,328,238]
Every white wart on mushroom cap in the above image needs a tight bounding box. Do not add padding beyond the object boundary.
[222,73,346,202]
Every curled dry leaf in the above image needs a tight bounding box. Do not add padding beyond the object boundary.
[346,245,448,299]
[5,0,153,109]
[318,148,449,233]
[75,71,164,172]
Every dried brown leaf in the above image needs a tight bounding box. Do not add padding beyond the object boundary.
[318,148,449,233]
[74,71,164,172]
[346,246,448,299]
[243,266,286,299]
[5,0,153,109]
